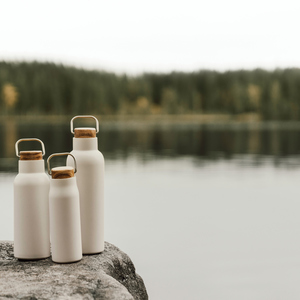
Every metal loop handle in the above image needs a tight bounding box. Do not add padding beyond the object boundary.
[70,115,99,134]
[15,138,45,158]
[47,153,77,175]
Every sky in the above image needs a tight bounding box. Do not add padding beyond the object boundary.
[1,0,300,74]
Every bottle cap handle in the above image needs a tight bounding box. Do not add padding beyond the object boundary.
[70,115,99,134]
[47,153,77,175]
[15,138,45,158]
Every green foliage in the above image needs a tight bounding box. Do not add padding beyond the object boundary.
[1,61,300,120]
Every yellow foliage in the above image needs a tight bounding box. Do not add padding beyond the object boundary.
[2,83,18,108]
[247,84,261,109]
[136,97,149,109]
[135,96,150,114]
[151,104,162,114]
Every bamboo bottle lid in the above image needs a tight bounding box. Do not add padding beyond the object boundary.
[74,127,96,138]
[51,166,75,179]
[20,151,43,161]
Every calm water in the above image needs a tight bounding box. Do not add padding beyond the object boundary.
[2,120,300,299]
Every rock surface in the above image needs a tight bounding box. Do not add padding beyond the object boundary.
[0,241,148,300]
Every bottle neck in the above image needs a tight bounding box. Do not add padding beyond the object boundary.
[50,176,77,187]
[73,137,98,151]
[19,160,45,173]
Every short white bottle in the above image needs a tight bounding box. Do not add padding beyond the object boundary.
[67,115,105,254]
[48,153,82,263]
[14,138,50,260]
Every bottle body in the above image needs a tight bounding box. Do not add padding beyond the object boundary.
[14,160,50,260]
[49,177,82,263]
[67,137,105,254]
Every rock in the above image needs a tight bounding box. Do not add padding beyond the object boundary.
[0,241,148,300]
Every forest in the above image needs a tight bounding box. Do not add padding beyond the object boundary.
[1,61,300,120]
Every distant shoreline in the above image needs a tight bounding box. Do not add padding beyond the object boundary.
[3,114,300,130]
[0,113,261,124]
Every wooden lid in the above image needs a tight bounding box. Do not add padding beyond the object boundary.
[74,127,96,138]
[20,151,43,161]
[51,166,74,179]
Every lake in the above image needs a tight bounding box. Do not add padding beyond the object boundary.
[1,120,300,300]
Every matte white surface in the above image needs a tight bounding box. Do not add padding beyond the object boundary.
[67,137,105,254]
[49,177,82,263]
[14,160,50,259]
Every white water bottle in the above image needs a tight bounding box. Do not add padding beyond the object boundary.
[67,115,105,254]
[48,153,82,263]
[14,138,50,260]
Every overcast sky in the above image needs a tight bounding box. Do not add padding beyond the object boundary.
[1,0,300,74]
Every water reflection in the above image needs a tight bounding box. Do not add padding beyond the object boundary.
[1,121,300,172]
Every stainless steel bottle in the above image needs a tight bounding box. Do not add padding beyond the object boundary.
[14,138,50,260]
[67,115,105,254]
[48,153,82,263]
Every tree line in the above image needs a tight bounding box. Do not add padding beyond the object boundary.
[1,61,300,120]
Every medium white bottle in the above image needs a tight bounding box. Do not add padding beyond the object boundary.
[14,138,50,260]
[48,153,82,263]
[67,115,105,254]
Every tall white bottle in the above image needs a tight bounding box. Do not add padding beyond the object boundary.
[67,115,105,254]
[14,138,50,260]
[48,153,82,263]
